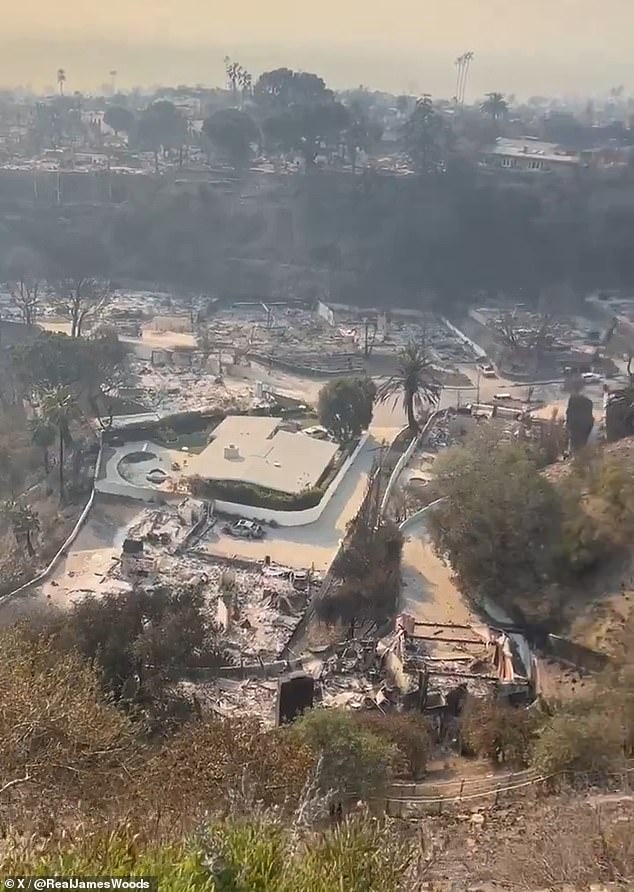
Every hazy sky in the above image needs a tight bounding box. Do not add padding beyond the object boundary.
[0,0,632,97]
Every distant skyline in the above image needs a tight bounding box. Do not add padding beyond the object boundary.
[0,0,632,98]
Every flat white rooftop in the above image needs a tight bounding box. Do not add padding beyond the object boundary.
[485,137,580,165]
[188,416,339,494]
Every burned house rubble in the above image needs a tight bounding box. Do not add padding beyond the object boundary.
[186,613,533,729]
[68,499,316,664]
[67,498,533,729]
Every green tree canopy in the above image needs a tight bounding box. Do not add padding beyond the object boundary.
[403,96,452,173]
[45,581,227,730]
[262,102,350,165]
[138,100,187,171]
[12,331,125,423]
[292,709,396,800]
[202,108,259,171]
[104,105,135,136]
[254,68,333,108]
[428,432,563,606]
[317,376,376,443]
[41,385,80,502]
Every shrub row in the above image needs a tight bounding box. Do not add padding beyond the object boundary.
[189,475,324,511]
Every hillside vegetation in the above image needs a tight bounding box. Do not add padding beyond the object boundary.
[428,431,634,634]
[1,592,633,888]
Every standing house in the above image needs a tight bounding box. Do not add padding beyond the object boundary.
[481,137,581,175]
[186,416,339,496]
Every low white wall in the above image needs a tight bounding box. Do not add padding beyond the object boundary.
[380,411,444,517]
[379,426,414,517]
[398,497,446,532]
[215,432,369,527]
[95,480,181,502]
[441,316,487,359]
[0,439,104,605]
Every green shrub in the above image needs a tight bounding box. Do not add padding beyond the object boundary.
[204,815,414,892]
[4,834,214,891]
[532,709,626,778]
[189,476,324,511]
[355,712,431,779]
[293,709,396,800]
[460,697,537,767]
[7,818,415,892]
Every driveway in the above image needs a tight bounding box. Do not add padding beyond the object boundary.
[400,514,477,633]
[199,434,382,571]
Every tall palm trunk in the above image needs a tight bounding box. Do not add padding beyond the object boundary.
[59,428,65,503]
[406,390,418,432]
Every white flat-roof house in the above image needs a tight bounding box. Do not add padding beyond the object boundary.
[481,137,581,175]
[187,416,339,495]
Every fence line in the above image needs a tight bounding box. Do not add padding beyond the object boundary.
[388,773,549,806]
[387,765,634,808]
[391,766,538,793]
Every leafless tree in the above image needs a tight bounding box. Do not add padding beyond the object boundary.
[6,246,45,325]
[495,310,558,373]
[50,277,112,337]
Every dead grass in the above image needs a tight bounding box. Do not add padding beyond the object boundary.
[418,789,634,890]
[543,435,634,484]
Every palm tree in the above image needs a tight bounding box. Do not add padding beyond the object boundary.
[376,341,441,432]
[2,500,40,556]
[237,67,252,109]
[57,68,67,97]
[30,416,56,476]
[224,57,240,104]
[480,92,508,122]
[41,386,79,503]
